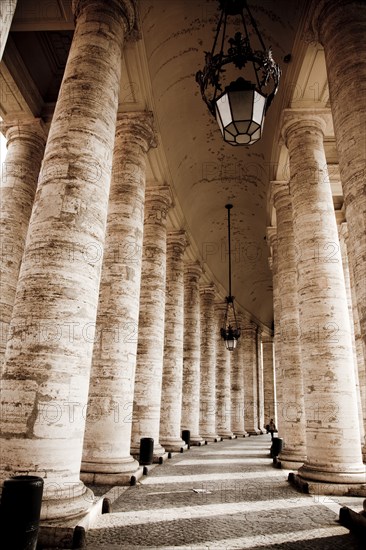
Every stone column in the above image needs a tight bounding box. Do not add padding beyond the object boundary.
[272,180,307,468]
[131,185,171,460]
[230,314,247,436]
[81,112,156,485]
[262,334,276,426]
[282,110,365,488]
[0,0,17,60]
[215,302,234,439]
[159,230,188,452]
[312,0,366,370]
[0,119,47,368]
[267,227,281,430]
[0,0,136,520]
[181,262,205,445]
[242,320,260,435]
[199,284,220,441]
[339,221,366,460]
[256,327,265,432]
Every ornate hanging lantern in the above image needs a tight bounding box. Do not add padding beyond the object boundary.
[220,204,241,351]
[196,0,281,146]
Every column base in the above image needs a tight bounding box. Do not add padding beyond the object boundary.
[247,429,261,435]
[201,433,221,442]
[217,430,236,439]
[80,456,141,486]
[288,472,366,497]
[190,435,206,446]
[37,490,106,549]
[298,462,366,484]
[233,430,249,437]
[279,450,306,470]
[159,437,188,453]
[80,467,143,486]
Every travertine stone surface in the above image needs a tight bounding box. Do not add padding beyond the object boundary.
[199,284,219,441]
[81,112,156,483]
[131,185,171,458]
[262,335,276,426]
[272,180,307,468]
[215,302,234,438]
[181,262,205,445]
[267,227,281,431]
[0,0,17,60]
[0,119,46,368]
[0,0,135,520]
[256,327,265,432]
[242,321,260,435]
[160,230,188,452]
[313,0,366,374]
[283,110,365,484]
[230,314,247,436]
[339,222,366,460]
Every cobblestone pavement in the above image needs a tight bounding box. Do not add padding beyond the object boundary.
[81,435,364,549]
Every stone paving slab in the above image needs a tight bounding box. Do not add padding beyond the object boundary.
[71,435,365,549]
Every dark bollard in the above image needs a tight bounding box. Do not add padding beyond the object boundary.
[182,429,190,449]
[270,437,283,458]
[0,475,44,550]
[139,437,154,465]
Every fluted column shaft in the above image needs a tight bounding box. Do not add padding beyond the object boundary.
[283,111,365,484]
[81,112,156,483]
[313,0,366,369]
[131,185,171,459]
[339,222,366,460]
[0,119,46,368]
[181,263,204,445]
[256,328,265,432]
[160,230,187,452]
[0,0,136,520]
[0,0,17,60]
[242,321,260,435]
[230,315,247,436]
[199,285,219,441]
[215,303,234,438]
[262,335,276,426]
[273,180,307,467]
[267,227,280,430]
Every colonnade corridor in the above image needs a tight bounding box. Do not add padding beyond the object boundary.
[71,436,363,549]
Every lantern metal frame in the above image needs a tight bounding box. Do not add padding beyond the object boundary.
[196,0,281,145]
[220,204,241,351]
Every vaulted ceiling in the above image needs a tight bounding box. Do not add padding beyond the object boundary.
[1,0,337,329]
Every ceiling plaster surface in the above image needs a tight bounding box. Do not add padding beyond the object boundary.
[140,0,304,326]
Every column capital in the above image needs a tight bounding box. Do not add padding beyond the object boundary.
[241,320,258,333]
[200,284,216,300]
[72,0,137,35]
[270,180,290,210]
[116,111,157,152]
[185,261,202,280]
[145,184,172,214]
[0,118,47,145]
[167,229,187,253]
[262,334,273,344]
[281,109,328,146]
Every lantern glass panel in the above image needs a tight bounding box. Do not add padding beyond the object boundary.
[252,91,266,125]
[216,93,232,128]
[229,89,254,122]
